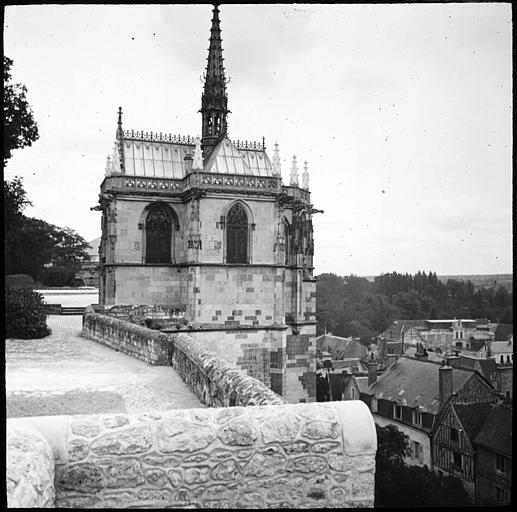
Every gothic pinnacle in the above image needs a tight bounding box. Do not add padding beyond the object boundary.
[290,154,299,187]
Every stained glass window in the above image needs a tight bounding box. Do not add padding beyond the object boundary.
[226,203,248,263]
[146,204,172,263]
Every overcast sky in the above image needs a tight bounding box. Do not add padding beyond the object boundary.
[4,3,512,276]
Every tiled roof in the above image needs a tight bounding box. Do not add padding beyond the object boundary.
[316,334,367,360]
[448,355,497,381]
[453,402,493,441]
[493,324,513,341]
[379,320,427,339]
[363,356,474,415]
[474,404,513,456]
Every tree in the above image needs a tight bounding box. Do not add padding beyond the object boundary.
[4,176,32,226]
[3,56,39,164]
[375,424,473,507]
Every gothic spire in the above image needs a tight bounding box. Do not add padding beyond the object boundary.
[200,3,230,162]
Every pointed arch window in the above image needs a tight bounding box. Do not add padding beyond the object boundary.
[146,204,172,263]
[226,203,248,263]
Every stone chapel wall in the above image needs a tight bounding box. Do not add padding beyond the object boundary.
[7,401,377,508]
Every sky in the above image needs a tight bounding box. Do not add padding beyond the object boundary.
[4,3,512,277]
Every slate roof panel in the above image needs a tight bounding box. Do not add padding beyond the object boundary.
[316,334,367,360]
[474,405,513,456]
[365,356,474,414]
[453,402,493,441]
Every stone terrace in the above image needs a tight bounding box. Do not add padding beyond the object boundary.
[5,316,203,418]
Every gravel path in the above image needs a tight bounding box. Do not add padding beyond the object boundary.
[6,316,203,418]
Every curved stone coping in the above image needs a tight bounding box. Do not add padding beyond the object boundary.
[170,332,286,407]
[7,401,377,508]
[82,306,171,365]
[6,423,56,508]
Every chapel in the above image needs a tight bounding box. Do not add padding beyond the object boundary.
[96,4,318,403]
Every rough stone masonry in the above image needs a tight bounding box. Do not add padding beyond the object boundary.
[7,401,377,508]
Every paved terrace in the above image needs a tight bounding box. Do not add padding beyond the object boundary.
[6,316,203,418]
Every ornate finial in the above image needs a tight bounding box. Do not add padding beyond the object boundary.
[105,155,112,176]
[262,136,266,150]
[115,107,125,173]
[192,136,204,170]
[290,154,299,187]
[272,141,282,177]
[302,160,309,190]
[116,106,123,140]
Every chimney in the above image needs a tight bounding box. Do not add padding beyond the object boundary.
[439,365,453,406]
[367,361,378,387]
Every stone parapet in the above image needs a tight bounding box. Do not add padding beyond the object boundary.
[82,306,171,365]
[7,401,376,508]
[170,332,286,407]
[6,423,56,508]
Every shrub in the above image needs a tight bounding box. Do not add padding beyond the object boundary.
[38,265,76,287]
[5,273,35,289]
[5,287,51,339]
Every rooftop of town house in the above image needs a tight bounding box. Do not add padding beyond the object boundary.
[451,402,494,440]
[316,333,367,360]
[5,316,202,418]
[362,356,479,414]
[446,354,498,381]
[474,403,513,456]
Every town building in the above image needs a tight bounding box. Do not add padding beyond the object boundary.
[474,403,512,505]
[360,356,498,469]
[431,400,493,498]
[74,237,101,287]
[93,5,318,403]
[316,333,368,373]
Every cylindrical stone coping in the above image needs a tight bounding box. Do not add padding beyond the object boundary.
[7,401,377,508]
[170,333,286,407]
[6,423,56,508]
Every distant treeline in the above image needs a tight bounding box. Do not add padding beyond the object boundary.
[316,271,513,344]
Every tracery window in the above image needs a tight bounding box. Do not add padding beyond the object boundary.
[146,204,172,263]
[226,203,248,263]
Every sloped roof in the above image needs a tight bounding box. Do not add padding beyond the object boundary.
[316,334,367,360]
[448,355,497,381]
[453,402,493,441]
[379,320,427,339]
[86,237,101,258]
[123,139,193,178]
[364,356,475,415]
[474,404,513,456]
[204,137,273,176]
[493,324,513,341]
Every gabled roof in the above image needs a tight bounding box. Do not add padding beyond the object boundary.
[204,137,273,176]
[453,402,493,441]
[493,323,513,341]
[316,334,367,360]
[363,356,475,415]
[379,320,427,339]
[447,355,497,381]
[474,404,513,456]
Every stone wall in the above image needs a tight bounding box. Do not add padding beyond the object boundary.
[6,423,55,508]
[82,306,171,365]
[7,401,377,508]
[170,332,286,407]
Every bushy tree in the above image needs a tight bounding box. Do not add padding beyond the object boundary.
[5,287,50,339]
[4,56,39,164]
[374,424,473,507]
